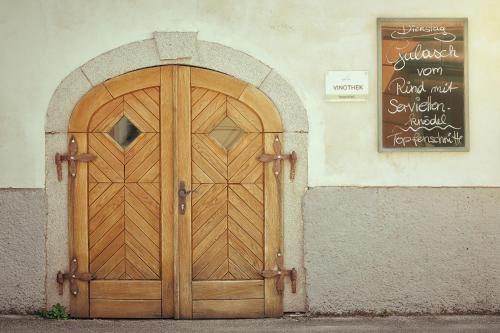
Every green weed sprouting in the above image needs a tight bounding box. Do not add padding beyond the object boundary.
[36,303,69,320]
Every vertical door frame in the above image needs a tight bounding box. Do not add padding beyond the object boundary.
[160,66,175,317]
[69,132,90,317]
[174,66,193,319]
[263,133,283,317]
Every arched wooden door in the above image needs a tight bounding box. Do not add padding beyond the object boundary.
[67,66,284,319]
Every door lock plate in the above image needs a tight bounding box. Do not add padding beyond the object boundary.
[178,181,194,215]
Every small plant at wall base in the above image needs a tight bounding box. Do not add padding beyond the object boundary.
[36,303,69,320]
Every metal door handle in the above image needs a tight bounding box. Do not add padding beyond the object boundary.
[178,181,194,215]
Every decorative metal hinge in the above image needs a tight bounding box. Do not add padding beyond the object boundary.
[257,136,297,181]
[56,258,95,296]
[259,252,297,294]
[55,135,96,182]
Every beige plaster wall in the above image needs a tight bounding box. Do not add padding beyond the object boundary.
[1,0,500,188]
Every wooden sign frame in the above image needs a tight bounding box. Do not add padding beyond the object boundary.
[377,18,469,152]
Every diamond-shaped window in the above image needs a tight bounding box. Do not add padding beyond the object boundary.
[209,117,243,151]
[108,116,141,149]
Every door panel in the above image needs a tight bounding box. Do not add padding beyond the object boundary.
[86,85,161,318]
[188,69,268,318]
[192,299,265,319]
[89,299,161,318]
[69,65,283,319]
[89,280,162,317]
[192,280,264,299]
[89,280,161,299]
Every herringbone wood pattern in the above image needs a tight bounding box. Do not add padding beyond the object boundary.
[191,88,264,281]
[88,88,160,133]
[87,87,160,280]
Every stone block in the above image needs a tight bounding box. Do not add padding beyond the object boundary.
[81,39,161,86]
[45,68,92,133]
[154,31,197,60]
[194,40,271,87]
[260,70,308,133]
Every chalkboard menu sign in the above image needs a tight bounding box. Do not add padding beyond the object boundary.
[378,18,468,151]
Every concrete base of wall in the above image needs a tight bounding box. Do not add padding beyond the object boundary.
[0,189,46,313]
[2,186,500,315]
[304,187,500,315]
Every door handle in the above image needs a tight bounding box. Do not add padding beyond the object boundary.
[178,181,194,215]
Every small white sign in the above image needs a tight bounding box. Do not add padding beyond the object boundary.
[325,70,368,102]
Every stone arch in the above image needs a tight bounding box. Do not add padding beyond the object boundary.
[46,33,308,133]
[44,32,308,313]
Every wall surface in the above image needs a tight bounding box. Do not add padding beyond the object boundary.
[1,0,500,316]
[304,187,500,314]
[0,0,499,187]
[0,189,46,313]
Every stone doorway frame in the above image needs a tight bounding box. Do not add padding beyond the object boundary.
[45,32,308,313]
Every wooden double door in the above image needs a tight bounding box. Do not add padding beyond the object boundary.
[68,66,284,318]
